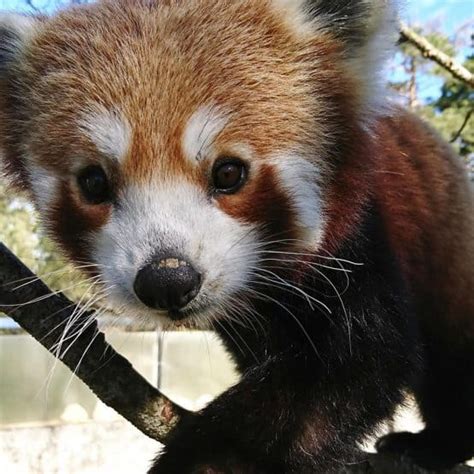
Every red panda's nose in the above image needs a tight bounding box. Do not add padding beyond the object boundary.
[133,257,202,316]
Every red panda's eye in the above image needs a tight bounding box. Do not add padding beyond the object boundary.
[77,166,111,204]
[212,158,247,194]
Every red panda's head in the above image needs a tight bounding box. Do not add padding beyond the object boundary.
[0,0,397,326]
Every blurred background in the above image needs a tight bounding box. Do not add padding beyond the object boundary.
[0,0,473,473]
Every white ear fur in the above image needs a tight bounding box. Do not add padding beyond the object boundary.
[0,13,38,37]
[0,13,41,70]
[270,0,398,41]
[271,0,399,117]
[270,0,317,37]
[344,1,399,117]
[0,14,42,189]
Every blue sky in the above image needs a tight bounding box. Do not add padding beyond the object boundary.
[403,0,473,35]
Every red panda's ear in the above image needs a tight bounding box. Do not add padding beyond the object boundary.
[0,13,43,192]
[305,1,396,46]
[274,0,398,42]
[0,14,40,68]
[273,0,398,115]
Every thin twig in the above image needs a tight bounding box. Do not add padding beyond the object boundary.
[451,109,473,143]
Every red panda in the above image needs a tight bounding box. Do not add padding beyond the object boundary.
[0,1,473,472]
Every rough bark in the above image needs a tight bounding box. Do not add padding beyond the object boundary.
[1,242,472,473]
[399,22,474,87]
[0,242,185,442]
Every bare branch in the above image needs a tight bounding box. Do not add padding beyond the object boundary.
[0,242,187,442]
[399,22,474,87]
[451,109,473,143]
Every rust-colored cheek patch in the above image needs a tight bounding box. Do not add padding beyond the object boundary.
[48,181,112,265]
[217,164,296,241]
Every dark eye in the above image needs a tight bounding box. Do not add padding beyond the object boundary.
[212,158,247,194]
[77,166,111,204]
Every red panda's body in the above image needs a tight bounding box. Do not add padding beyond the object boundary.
[375,113,474,337]
[324,110,474,337]
[0,1,473,472]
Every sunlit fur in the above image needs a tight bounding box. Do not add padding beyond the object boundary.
[0,1,473,472]
[0,0,341,325]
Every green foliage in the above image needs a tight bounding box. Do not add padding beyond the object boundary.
[392,29,473,164]
[431,55,473,158]
[418,57,473,162]
[0,182,91,308]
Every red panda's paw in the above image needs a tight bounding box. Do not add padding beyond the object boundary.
[376,430,473,471]
[148,426,267,474]
[149,451,264,474]
[191,463,261,474]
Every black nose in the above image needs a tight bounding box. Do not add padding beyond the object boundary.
[133,257,201,313]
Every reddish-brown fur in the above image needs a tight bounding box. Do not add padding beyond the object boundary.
[49,182,112,264]
[374,113,474,337]
[1,1,473,471]
[0,0,349,262]
[1,0,472,328]
[319,108,474,336]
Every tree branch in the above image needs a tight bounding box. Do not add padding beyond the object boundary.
[0,241,187,442]
[0,242,471,473]
[451,109,473,143]
[399,22,474,87]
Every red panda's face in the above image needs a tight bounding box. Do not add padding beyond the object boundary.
[0,0,395,326]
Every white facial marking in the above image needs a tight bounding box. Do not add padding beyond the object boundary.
[271,153,325,248]
[182,105,229,163]
[78,107,131,162]
[93,180,259,327]
[29,162,59,212]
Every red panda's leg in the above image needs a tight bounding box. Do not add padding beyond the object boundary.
[149,209,418,474]
[379,334,474,469]
[149,339,411,474]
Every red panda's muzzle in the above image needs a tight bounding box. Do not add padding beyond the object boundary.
[133,256,202,317]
